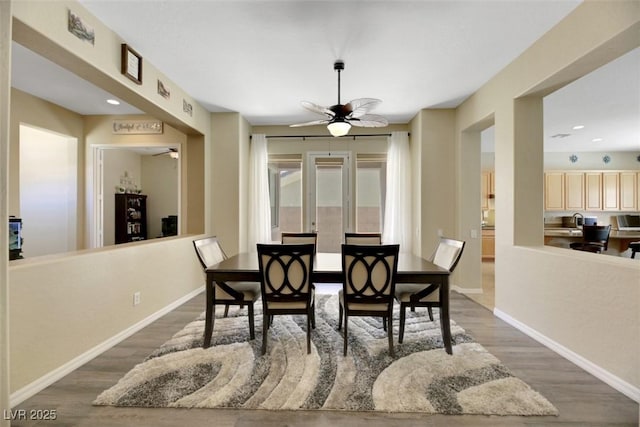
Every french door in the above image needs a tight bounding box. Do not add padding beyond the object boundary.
[307,152,351,253]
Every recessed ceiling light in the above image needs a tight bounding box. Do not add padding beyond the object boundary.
[592,138,603,142]
[106,99,120,105]
[572,125,585,130]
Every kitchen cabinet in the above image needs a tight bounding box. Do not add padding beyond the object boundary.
[544,172,565,211]
[603,172,620,211]
[620,172,637,211]
[564,172,585,210]
[115,193,147,244]
[544,170,639,212]
[585,172,602,210]
[482,229,495,260]
[481,171,494,210]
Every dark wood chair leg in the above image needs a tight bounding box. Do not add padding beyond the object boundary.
[338,303,343,330]
[248,303,255,340]
[306,312,311,354]
[387,314,394,358]
[224,304,230,317]
[383,316,387,331]
[399,303,406,344]
[203,289,215,348]
[261,311,269,355]
[343,314,349,356]
[440,298,453,355]
[311,301,316,329]
[427,306,434,321]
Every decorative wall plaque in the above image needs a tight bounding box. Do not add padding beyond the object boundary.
[112,120,163,135]
[183,99,193,117]
[68,10,95,45]
[157,80,171,99]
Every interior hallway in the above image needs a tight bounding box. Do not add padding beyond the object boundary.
[466,260,495,311]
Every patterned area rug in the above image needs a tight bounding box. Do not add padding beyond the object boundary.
[94,294,558,415]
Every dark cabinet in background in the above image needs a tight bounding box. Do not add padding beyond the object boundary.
[115,194,147,244]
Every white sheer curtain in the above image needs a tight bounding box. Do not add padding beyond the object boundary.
[247,134,272,251]
[382,131,412,250]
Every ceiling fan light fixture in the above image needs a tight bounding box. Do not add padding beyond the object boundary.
[169,151,179,159]
[327,120,351,137]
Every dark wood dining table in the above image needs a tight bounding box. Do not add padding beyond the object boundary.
[204,252,454,354]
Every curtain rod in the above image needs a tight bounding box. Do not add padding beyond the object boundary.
[251,133,409,140]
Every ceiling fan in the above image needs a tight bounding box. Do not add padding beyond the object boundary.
[153,147,179,159]
[290,60,388,137]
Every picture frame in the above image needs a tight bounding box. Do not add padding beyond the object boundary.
[121,44,142,85]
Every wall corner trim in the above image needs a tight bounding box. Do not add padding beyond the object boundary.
[9,286,205,407]
[494,308,640,403]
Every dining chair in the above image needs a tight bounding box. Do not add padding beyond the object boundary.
[569,225,611,254]
[281,232,318,253]
[394,237,465,345]
[257,243,316,355]
[193,237,260,342]
[344,232,382,245]
[339,244,400,357]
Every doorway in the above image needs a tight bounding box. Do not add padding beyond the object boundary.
[92,145,180,247]
[307,152,351,253]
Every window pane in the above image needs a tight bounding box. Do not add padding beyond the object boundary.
[279,167,302,233]
[269,161,302,240]
[356,160,386,232]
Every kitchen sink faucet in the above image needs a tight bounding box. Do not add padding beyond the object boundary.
[572,212,584,229]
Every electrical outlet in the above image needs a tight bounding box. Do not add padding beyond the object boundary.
[133,291,141,306]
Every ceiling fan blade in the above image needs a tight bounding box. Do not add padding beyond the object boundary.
[289,119,330,128]
[345,98,382,118]
[301,101,334,117]
[348,114,388,127]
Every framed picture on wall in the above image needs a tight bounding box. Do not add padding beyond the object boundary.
[121,44,142,85]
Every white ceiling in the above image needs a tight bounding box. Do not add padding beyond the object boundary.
[10,0,640,152]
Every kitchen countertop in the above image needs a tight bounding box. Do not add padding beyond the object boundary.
[544,228,640,239]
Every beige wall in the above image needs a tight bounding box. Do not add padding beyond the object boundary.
[142,154,179,238]
[210,113,244,255]
[9,236,203,394]
[1,1,12,423]
[10,89,86,247]
[185,133,205,235]
[456,0,640,396]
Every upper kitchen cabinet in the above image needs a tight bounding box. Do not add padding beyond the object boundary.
[602,172,620,211]
[585,172,602,210]
[620,172,638,211]
[544,172,565,211]
[565,172,585,210]
[545,170,640,212]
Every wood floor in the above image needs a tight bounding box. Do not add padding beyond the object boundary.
[11,290,638,427]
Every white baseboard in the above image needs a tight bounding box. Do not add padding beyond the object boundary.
[494,308,640,403]
[452,285,482,294]
[10,286,205,407]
